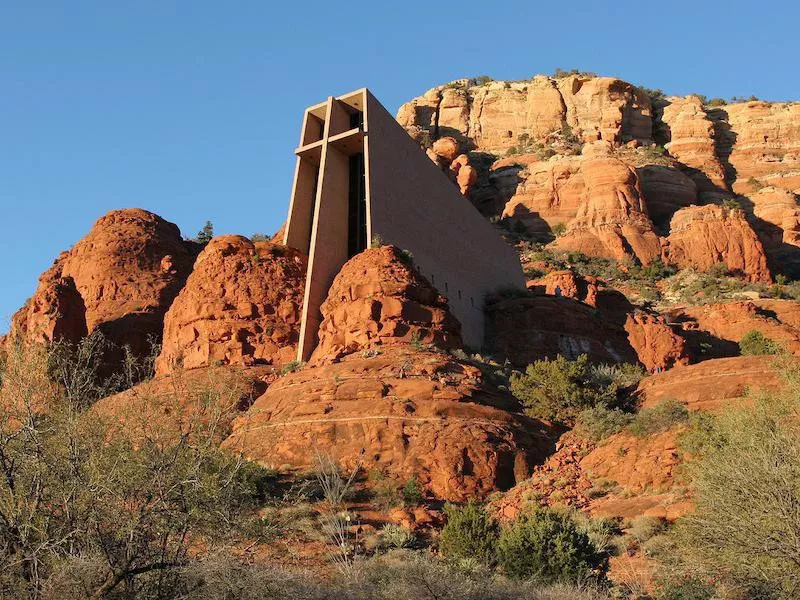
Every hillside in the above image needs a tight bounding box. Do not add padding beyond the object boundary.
[2,72,800,598]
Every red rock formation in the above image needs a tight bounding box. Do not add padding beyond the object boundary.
[634,355,781,412]
[223,347,555,502]
[624,312,690,372]
[7,209,195,361]
[528,270,600,306]
[660,96,728,192]
[156,236,306,375]
[668,300,800,356]
[549,153,663,264]
[498,155,585,237]
[398,75,652,154]
[424,136,478,195]
[491,432,594,520]
[581,429,683,497]
[484,295,638,367]
[637,165,698,231]
[9,276,87,346]
[724,101,800,194]
[431,136,460,162]
[747,187,800,276]
[310,246,462,364]
[664,205,771,282]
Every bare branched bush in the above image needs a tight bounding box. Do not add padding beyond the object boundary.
[313,453,363,577]
[0,340,273,599]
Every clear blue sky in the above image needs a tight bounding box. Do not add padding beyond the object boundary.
[1,0,797,329]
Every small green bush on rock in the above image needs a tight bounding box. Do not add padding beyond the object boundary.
[510,355,615,424]
[739,330,783,356]
[628,400,689,437]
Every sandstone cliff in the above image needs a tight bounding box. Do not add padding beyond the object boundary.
[400,76,800,279]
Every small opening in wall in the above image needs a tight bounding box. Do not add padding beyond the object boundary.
[458,290,462,300]
[470,297,474,307]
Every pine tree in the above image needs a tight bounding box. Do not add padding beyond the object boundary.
[196,220,214,244]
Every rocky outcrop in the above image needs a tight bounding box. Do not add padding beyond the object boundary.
[582,429,683,497]
[724,101,800,194]
[637,165,698,231]
[498,154,585,237]
[746,187,800,276]
[491,432,594,520]
[548,153,663,264]
[485,295,638,367]
[155,236,306,376]
[310,246,462,364]
[7,209,196,363]
[668,300,800,357]
[634,355,781,412]
[398,75,652,154]
[426,136,478,195]
[528,270,600,306]
[9,277,88,347]
[624,312,690,372]
[664,205,771,282]
[223,347,555,502]
[660,96,728,192]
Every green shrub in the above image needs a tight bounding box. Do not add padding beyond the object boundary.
[279,360,304,375]
[439,501,497,566]
[551,222,567,237]
[739,330,783,356]
[628,400,689,437]
[510,354,615,424]
[401,476,423,505]
[705,97,727,107]
[398,248,414,267]
[656,575,715,600]
[496,508,608,584]
[577,405,634,442]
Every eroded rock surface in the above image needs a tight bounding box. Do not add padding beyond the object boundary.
[664,205,771,282]
[223,347,555,502]
[310,246,462,364]
[7,208,196,364]
[156,236,306,375]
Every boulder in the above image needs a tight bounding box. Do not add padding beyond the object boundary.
[624,312,690,372]
[310,246,462,364]
[156,236,306,375]
[6,208,196,366]
[634,355,781,412]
